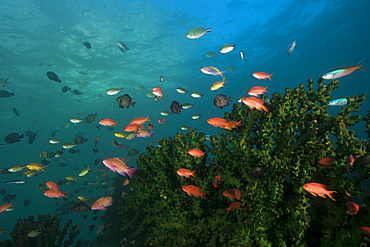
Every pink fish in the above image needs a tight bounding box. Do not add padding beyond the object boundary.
[102,158,138,179]
[136,128,155,138]
[91,196,113,210]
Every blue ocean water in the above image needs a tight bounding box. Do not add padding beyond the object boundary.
[0,0,369,244]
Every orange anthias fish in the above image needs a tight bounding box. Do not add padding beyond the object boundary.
[102,158,138,179]
[214,175,221,188]
[242,97,268,112]
[207,117,228,129]
[152,87,163,100]
[318,156,335,167]
[302,182,336,201]
[346,201,359,215]
[188,149,205,157]
[225,201,241,212]
[91,196,113,210]
[46,181,58,191]
[129,116,150,125]
[252,72,273,81]
[177,168,196,178]
[0,203,12,213]
[148,124,154,131]
[248,86,268,96]
[157,117,166,124]
[226,121,241,129]
[346,154,355,166]
[123,123,143,132]
[99,118,118,127]
[223,189,241,200]
[182,185,206,199]
[44,189,68,198]
[361,226,370,237]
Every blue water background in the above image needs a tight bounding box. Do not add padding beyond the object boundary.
[0,0,369,243]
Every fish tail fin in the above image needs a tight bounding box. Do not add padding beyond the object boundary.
[357,59,367,71]
[219,72,225,78]
[206,28,212,33]
[327,191,337,201]
[201,192,207,199]
[268,73,273,81]
[131,102,136,107]
[149,131,155,138]
[113,121,118,127]
[126,167,138,179]
[192,170,196,177]
[288,55,291,62]
[146,115,150,122]
[63,192,68,198]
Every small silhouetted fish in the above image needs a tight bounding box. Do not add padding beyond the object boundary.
[92,148,99,153]
[0,90,14,98]
[214,94,231,109]
[0,189,6,196]
[70,193,74,197]
[251,166,269,180]
[41,159,50,165]
[25,131,34,137]
[13,108,19,116]
[28,134,37,144]
[5,133,24,144]
[62,86,71,93]
[3,194,15,202]
[170,101,182,114]
[0,168,10,174]
[117,41,129,53]
[94,159,101,165]
[128,149,139,156]
[23,200,31,206]
[46,71,61,83]
[354,154,370,166]
[59,162,66,167]
[107,126,115,131]
[93,216,98,221]
[96,125,101,130]
[73,89,82,95]
[83,215,88,220]
[83,42,91,50]
[51,130,57,137]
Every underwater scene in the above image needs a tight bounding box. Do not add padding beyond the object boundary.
[0,0,370,246]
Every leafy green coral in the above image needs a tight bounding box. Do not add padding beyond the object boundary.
[106,77,370,246]
[0,213,81,247]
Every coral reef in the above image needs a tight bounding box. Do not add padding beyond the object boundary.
[0,213,81,247]
[105,78,370,246]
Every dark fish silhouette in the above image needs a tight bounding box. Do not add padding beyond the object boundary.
[170,101,182,114]
[116,94,136,108]
[214,94,231,109]
[73,89,82,95]
[0,90,14,98]
[13,108,19,116]
[354,154,370,166]
[0,189,6,196]
[25,131,37,144]
[251,166,269,180]
[51,130,57,137]
[85,113,97,123]
[83,42,91,50]
[23,200,31,207]
[5,133,24,144]
[117,41,129,53]
[46,71,61,83]
[62,86,71,93]
[3,194,16,202]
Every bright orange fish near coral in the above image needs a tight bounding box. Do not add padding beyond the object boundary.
[346,201,359,215]
[303,182,336,201]
[0,203,12,213]
[182,185,206,199]
[188,149,205,157]
[177,168,196,178]
[242,97,268,112]
[223,189,241,200]
[248,86,268,96]
[152,87,163,100]
[214,175,221,188]
[225,201,241,212]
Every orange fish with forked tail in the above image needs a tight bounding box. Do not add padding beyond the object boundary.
[0,203,12,213]
[44,189,68,198]
[223,189,241,200]
[99,118,118,127]
[129,116,150,125]
[303,182,336,201]
[177,168,196,178]
[248,86,268,96]
[188,149,205,157]
[182,185,206,199]
[214,175,221,188]
[242,97,268,112]
[253,72,273,80]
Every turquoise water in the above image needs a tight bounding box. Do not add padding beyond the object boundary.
[0,0,369,244]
